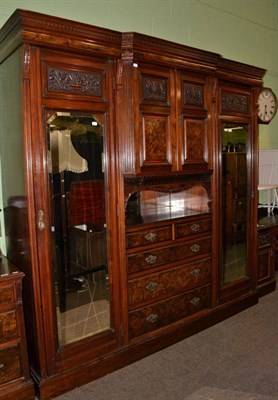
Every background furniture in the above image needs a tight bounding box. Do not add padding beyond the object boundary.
[0,257,34,400]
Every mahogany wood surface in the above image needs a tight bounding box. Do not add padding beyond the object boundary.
[0,257,34,400]
[0,8,275,400]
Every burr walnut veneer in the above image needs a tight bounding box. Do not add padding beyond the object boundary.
[0,257,34,399]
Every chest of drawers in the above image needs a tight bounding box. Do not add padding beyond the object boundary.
[0,257,34,400]
[126,213,212,340]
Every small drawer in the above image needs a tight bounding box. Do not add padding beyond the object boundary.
[0,311,18,343]
[128,258,212,306]
[127,237,211,274]
[0,346,21,385]
[126,225,172,249]
[128,284,211,339]
[175,217,211,239]
[0,285,15,306]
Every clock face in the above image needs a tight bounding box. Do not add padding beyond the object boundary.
[258,88,278,123]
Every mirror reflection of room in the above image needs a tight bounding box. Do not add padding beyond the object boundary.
[222,123,248,285]
[47,112,110,347]
[125,185,210,226]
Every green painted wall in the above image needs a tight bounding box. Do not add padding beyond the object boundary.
[0,0,277,148]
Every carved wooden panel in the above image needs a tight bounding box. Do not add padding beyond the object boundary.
[183,119,207,166]
[127,236,211,274]
[142,75,168,104]
[184,83,204,106]
[126,225,172,249]
[221,91,249,114]
[0,346,21,384]
[128,257,212,306]
[47,66,102,96]
[128,284,211,338]
[0,311,17,342]
[141,115,171,167]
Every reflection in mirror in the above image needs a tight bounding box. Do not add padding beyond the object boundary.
[126,185,210,226]
[221,123,248,285]
[47,112,110,347]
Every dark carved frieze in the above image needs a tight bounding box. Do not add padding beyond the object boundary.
[221,92,249,114]
[47,67,102,96]
[184,83,204,106]
[143,77,167,102]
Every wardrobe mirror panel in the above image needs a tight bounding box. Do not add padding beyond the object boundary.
[47,111,110,347]
[221,123,248,285]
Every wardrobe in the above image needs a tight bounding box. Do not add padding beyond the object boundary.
[0,9,275,399]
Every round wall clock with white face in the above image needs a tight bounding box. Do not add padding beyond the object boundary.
[257,87,278,124]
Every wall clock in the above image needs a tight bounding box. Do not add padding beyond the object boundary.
[257,87,278,124]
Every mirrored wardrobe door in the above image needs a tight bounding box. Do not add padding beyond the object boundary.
[221,123,249,285]
[47,111,110,347]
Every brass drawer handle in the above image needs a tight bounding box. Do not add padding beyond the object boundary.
[190,223,200,232]
[190,297,200,306]
[0,363,4,369]
[145,281,158,291]
[144,232,157,242]
[145,255,157,264]
[190,244,200,253]
[191,267,201,276]
[146,313,158,323]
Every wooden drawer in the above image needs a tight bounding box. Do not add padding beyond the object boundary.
[128,284,211,339]
[0,346,21,385]
[0,285,15,306]
[0,311,18,343]
[175,218,211,238]
[128,257,212,306]
[126,225,172,249]
[127,236,211,274]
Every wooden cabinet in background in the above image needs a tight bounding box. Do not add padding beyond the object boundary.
[257,220,277,295]
[0,257,34,400]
